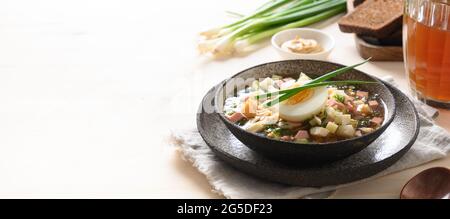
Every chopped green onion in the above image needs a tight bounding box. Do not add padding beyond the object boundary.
[198,0,347,58]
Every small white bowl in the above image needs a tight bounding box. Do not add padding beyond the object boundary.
[271,28,335,60]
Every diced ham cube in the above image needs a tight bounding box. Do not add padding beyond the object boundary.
[371,117,383,126]
[295,130,310,139]
[356,91,369,99]
[345,95,354,103]
[368,100,379,107]
[227,112,244,123]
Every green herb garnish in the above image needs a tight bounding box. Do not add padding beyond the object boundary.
[334,94,345,103]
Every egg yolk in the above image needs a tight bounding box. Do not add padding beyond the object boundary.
[284,89,314,105]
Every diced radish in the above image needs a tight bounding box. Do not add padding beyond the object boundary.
[368,100,379,107]
[227,112,244,123]
[371,117,383,126]
[356,91,369,99]
[295,130,309,139]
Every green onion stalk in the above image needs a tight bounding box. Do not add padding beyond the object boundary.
[198,0,347,58]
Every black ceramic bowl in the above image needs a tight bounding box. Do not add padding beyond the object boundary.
[214,60,396,165]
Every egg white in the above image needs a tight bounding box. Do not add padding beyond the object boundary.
[278,86,328,122]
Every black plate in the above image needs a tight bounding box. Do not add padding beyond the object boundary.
[197,82,419,187]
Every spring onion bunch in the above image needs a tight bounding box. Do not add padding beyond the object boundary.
[198,0,347,58]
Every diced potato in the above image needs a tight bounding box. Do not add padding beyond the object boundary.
[267,85,279,93]
[260,113,279,125]
[245,122,265,133]
[272,75,282,80]
[326,122,339,134]
[334,111,343,117]
[251,80,259,91]
[350,119,358,128]
[359,127,374,134]
[309,116,322,126]
[310,127,330,137]
[335,114,351,125]
[298,73,312,82]
[337,125,356,138]
[259,78,273,91]
[326,106,336,119]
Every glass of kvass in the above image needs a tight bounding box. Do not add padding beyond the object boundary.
[404,0,450,108]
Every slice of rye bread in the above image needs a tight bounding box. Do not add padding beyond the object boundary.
[338,0,404,38]
[358,29,403,46]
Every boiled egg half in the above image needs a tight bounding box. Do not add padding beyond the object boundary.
[278,75,328,122]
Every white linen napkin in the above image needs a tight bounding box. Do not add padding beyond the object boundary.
[170,77,450,199]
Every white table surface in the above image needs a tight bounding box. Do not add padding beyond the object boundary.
[0,0,448,198]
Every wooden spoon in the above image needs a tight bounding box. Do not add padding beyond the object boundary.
[400,167,450,199]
